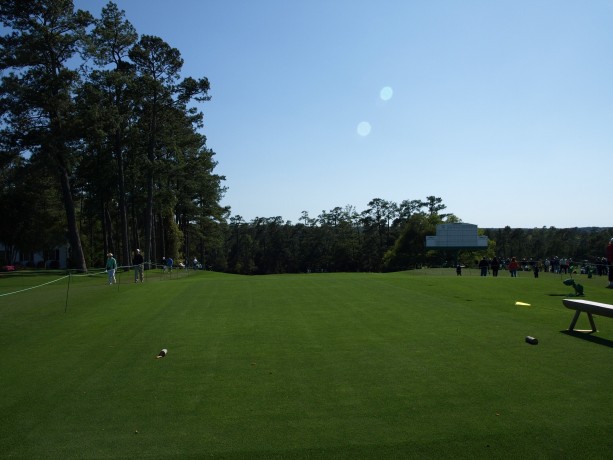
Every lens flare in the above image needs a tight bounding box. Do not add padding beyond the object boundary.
[357,121,371,136]
[380,86,393,101]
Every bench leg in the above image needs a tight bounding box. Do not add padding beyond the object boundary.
[587,313,597,332]
[568,310,581,331]
[568,310,598,333]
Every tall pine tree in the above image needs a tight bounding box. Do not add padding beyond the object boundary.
[0,0,92,271]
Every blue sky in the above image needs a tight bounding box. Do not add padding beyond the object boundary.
[76,0,612,228]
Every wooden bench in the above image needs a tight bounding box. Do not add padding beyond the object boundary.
[563,299,613,333]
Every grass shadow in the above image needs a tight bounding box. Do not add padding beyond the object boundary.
[560,330,613,348]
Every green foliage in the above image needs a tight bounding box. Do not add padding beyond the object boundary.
[382,213,440,271]
[221,197,611,275]
[162,214,183,261]
[0,0,94,271]
[483,226,612,261]
[1,1,225,272]
[0,160,66,262]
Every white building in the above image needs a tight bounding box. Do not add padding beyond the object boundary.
[0,243,69,269]
[425,223,489,249]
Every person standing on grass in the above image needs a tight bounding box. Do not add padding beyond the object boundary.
[106,253,117,285]
[479,257,489,276]
[560,257,568,274]
[132,249,144,283]
[166,257,174,273]
[508,257,519,277]
[490,257,500,277]
[606,238,613,289]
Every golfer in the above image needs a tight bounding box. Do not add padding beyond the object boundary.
[106,253,117,285]
[132,249,144,283]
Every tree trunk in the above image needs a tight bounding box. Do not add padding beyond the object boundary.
[143,97,157,269]
[144,172,154,266]
[115,132,131,266]
[57,160,87,272]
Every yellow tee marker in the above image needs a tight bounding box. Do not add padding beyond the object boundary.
[515,301,531,306]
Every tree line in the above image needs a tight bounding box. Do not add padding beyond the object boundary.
[214,200,611,275]
[1,1,610,274]
[220,196,455,274]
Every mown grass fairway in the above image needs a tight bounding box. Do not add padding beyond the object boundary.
[1,269,612,459]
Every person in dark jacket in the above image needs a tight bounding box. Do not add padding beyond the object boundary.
[478,257,489,276]
[607,238,613,288]
[490,257,500,277]
[133,249,144,283]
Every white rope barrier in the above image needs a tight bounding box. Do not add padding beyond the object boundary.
[0,275,70,297]
[0,261,200,295]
